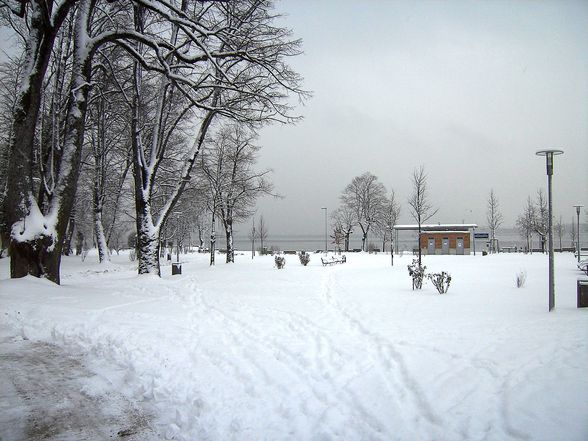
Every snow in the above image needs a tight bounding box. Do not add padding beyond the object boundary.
[10,197,57,250]
[1,251,587,440]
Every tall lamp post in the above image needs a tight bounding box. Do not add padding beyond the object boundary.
[536,149,564,311]
[321,207,327,254]
[573,205,584,262]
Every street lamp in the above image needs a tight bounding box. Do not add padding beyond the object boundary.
[321,207,327,254]
[536,149,564,311]
[573,205,584,263]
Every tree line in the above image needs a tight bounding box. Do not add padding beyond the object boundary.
[0,0,308,283]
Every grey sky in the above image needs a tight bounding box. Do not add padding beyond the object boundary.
[0,1,586,238]
[255,0,588,235]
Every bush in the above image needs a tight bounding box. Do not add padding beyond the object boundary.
[427,271,451,294]
[274,255,286,269]
[407,259,426,290]
[515,270,526,288]
[298,251,310,266]
[129,250,136,261]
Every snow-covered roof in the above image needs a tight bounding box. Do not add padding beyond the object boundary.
[393,223,478,231]
[420,231,470,235]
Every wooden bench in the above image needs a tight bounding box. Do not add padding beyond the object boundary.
[321,255,346,266]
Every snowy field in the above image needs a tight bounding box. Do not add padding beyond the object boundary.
[1,251,587,441]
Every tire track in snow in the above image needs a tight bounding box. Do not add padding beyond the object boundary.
[318,269,446,439]
[187,280,391,440]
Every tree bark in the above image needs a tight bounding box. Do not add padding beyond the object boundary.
[8,2,91,283]
[224,215,234,263]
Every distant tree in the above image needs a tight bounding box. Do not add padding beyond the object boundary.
[569,216,577,249]
[200,125,275,263]
[340,172,387,252]
[533,189,548,253]
[554,216,565,251]
[331,206,355,252]
[407,166,438,266]
[486,189,503,253]
[330,224,344,254]
[258,215,269,254]
[516,196,535,253]
[377,190,401,265]
[248,218,257,259]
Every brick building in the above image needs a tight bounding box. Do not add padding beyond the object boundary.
[393,224,478,256]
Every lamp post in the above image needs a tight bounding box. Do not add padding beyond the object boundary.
[321,207,327,254]
[573,205,584,262]
[536,149,564,311]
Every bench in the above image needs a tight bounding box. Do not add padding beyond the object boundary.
[321,255,346,266]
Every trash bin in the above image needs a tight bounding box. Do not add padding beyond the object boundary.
[578,278,588,308]
[172,262,182,275]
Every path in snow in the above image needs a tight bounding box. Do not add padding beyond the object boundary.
[0,337,155,441]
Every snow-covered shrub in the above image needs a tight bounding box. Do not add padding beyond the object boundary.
[427,272,451,294]
[129,250,136,261]
[368,242,378,254]
[275,255,286,269]
[407,259,426,290]
[515,270,527,288]
[298,251,310,266]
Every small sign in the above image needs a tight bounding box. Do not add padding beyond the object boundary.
[474,232,489,239]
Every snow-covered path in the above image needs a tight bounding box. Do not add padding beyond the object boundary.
[1,251,587,440]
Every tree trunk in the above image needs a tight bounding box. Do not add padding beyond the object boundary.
[344,232,350,252]
[4,10,58,279]
[94,210,110,263]
[210,211,216,266]
[225,217,234,263]
[10,236,63,283]
[62,212,76,256]
[418,224,422,266]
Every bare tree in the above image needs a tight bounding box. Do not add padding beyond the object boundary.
[570,216,577,248]
[331,206,355,252]
[533,189,548,253]
[554,216,565,251]
[486,189,503,253]
[407,166,438,266]
[200,125,276,263]
[516,196,535,253]
[2,0,308,282]
[258,215,269,254]
[340,172,387,252]
[379,190,401,265]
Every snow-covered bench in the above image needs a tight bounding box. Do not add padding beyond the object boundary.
[321,255,346,266]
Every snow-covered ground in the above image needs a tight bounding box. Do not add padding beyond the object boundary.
[1,251,587,441]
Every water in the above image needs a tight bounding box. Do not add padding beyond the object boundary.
[225,227,586,253]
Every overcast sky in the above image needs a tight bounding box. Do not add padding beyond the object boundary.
[254,0,588,235]
[0,1,586,237]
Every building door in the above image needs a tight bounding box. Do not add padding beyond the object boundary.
[428,238,435,255]
[456,237,464,255]
[442,238,449,254]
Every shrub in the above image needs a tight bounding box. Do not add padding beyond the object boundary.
[275,255,286,269]
[129,249,136,261]
[298,251,310,266]
[407,259,426,290]
[515,270,526,288]
[427,271,451,294]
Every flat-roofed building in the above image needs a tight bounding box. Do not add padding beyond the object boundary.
[393,224,478,255]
